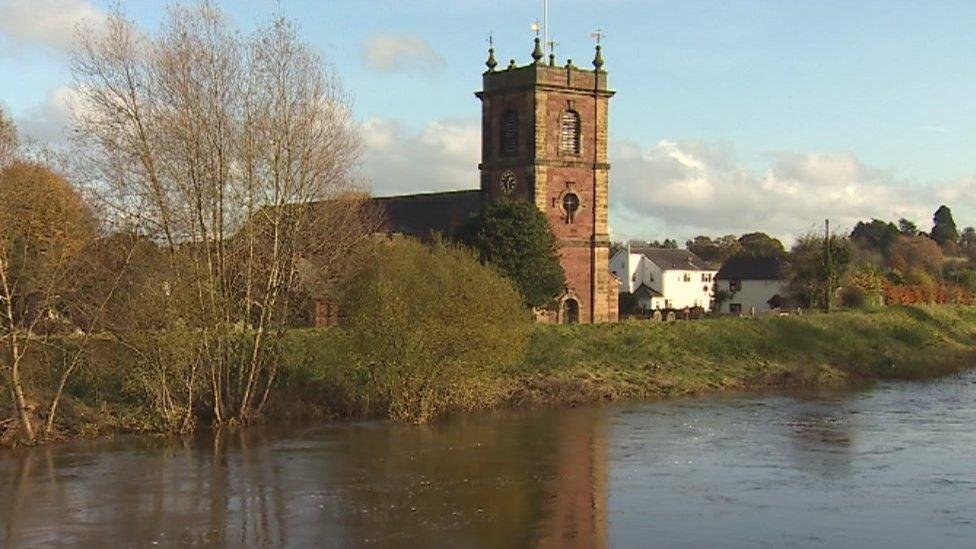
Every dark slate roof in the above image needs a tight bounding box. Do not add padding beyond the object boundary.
[634,283,663,298]
[372,190,482,240]
[715,256,785,280]
[632,247,709,271]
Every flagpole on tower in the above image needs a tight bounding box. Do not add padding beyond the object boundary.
[543,0,549,55]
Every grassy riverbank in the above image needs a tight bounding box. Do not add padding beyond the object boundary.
[507,305,976,407]
[6,306,976,444]
[276,305,976,419]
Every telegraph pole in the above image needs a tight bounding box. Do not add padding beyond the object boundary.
[824,219,832,313]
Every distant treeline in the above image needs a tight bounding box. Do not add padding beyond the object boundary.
[617,205,976,310]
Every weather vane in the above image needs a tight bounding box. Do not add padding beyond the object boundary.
[487,31,494,47]
[591,27,604,45]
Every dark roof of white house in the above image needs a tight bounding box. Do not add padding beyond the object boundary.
[632,247,709,271]
[634,283,662,298]
[715,256,785,280]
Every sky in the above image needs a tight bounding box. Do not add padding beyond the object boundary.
[1,0,975,244]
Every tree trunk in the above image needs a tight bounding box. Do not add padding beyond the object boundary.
[9,349,35,443]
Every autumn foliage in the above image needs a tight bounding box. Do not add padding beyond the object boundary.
[883,283,976,306]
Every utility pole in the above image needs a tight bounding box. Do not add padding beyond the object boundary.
[824,219,832,313]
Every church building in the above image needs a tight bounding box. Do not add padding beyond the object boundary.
[366,37,618,324]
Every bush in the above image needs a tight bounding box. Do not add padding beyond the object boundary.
[618,292,638,316]
[839,286,867,309]
[334,237,530,423]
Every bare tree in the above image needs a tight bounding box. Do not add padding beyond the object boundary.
[0,106,16,168]
[71,2,369,426]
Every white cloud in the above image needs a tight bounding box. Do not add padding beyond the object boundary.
[362,33,444,73]
[936,175,976,214]
[609,139,964,243]
[360,117,480,195]
[919,124,952,135]
[0,0,106,53]
[357,120,976,242]
[14,85,78,147]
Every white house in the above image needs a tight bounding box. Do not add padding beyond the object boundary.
[714,256,791,315]
[610,246,717,311]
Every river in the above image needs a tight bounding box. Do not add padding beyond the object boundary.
[2,372,975,548]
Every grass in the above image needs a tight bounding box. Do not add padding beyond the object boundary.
[506,306,976,407]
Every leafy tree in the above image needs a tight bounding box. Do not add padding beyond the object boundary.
[340,238,529,423]
[736,232,786,259]
[68,233,173,331]
[686,235,742,264]
[850,219,900,255]
[904,268,937,292]
[898,218,918,237]
[952,269,976,292]
[459,200,566,308]
[958,227,976,250]
[0,162,97,327]
[889,235,944,279]
[944,260,976,291]
[712,288,732,312]
[662,238,678,250]
[931,205,959,249]
[0,162,98,442]
[787,233,854,311]
[846,264,886,308]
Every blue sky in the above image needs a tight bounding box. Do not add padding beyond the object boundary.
[1,0,975,242]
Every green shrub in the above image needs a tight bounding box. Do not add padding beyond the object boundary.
[332,237,530,423]
[457,200,566,308]
[840,286,867,309]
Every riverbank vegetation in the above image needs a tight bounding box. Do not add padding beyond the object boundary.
[284,305,976,415]
[9,305,974,444]
[508,305,976,406]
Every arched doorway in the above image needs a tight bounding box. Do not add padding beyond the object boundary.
[562,298,580,324]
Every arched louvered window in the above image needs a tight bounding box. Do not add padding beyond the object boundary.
[501,109,518,154]
[560,110,581,155]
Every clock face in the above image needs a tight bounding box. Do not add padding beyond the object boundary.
[499,170,517,196]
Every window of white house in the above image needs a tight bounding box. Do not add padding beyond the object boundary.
[683,273,691,282]
[729,303,743,314]
[701,273,713,282]
[560,110,581,155]
[729,280,742,292]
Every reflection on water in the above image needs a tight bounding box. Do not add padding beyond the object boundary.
[2,372,976,548]
[0,407,609,548]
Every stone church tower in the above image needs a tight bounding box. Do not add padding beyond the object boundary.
[477,38,618,323]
